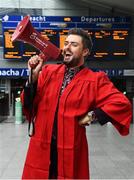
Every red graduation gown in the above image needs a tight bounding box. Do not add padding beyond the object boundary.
[21,64,132,179]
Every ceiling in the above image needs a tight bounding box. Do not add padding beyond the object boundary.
[81,0,134,15]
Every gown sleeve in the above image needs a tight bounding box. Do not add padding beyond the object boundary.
[20,65,49,121]
[95,72,132,136]
[20,82,37,121]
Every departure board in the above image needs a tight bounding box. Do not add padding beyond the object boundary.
[90,30,129,60]
[3,29,40,59]
[4,29,22,59]
[58,29,129,60]
[2,15,131,60]
[40,29,59,46]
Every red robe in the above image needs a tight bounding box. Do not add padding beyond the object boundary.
[21,64,132,179]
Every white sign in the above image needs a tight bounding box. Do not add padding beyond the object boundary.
[124,69,134,76]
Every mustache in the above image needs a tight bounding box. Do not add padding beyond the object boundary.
[62,50,73,56]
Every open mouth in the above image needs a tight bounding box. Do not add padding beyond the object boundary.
[64,52,72,60]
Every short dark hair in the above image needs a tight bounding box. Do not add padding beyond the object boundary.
[68,28,93,52]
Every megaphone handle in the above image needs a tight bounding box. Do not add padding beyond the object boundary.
[29,53,49,69]
[39,52,49,62]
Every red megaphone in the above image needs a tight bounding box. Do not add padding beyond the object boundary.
[11,15,63,62]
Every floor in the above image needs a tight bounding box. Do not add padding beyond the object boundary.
[0,117,134,179]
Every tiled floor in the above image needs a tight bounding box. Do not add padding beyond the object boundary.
[0,118,134,179]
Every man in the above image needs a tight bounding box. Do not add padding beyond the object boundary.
[21,28,132,179]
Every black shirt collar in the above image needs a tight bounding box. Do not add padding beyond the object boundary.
[65,64,85,73]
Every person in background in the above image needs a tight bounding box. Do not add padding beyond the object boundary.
[21,28,132,179]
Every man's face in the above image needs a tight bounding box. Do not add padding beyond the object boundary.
[62,34,87,67]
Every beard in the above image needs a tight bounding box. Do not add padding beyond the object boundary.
[63,50,82,68]
[63,56,81,68]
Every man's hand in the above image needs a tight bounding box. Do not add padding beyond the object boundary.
[79,111,96,126]
[28,55,44,83]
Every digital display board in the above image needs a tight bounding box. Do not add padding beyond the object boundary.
[2,15,131,60]
[90,30,129,60]
[3,28,38,59]
[4,29,22,59]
